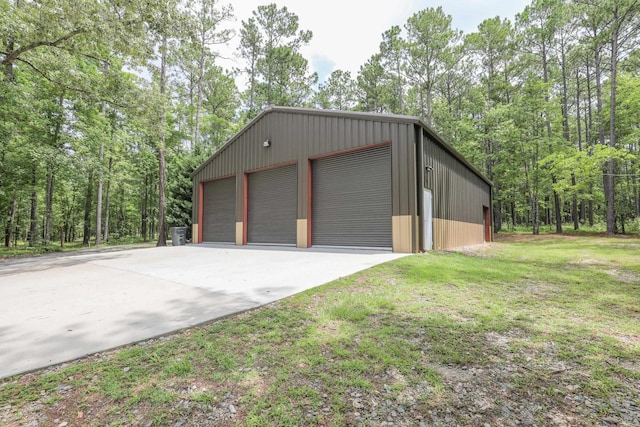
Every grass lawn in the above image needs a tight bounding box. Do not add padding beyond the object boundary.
[1,235,639,426]
[0,238,155,260]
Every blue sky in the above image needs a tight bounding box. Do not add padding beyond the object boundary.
[223,0,532,84]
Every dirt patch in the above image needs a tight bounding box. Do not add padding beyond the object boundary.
[495,232,637,243]
[450,243,499,257]
[604,269,640,284]
[493,233,585,243]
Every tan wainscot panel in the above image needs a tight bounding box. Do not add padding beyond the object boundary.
[192,224,199,244]
[235,222,243,246]
[433,219,484,250]
[392,215,413,253]
[296,219,308,248]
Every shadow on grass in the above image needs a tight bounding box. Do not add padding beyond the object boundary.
[1,242,638,426]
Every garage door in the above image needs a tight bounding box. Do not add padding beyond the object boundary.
[247,165,297,245]
[312,145,391,248]
[202,177,236,242]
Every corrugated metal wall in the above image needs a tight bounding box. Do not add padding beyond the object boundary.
[192,109,416,227]
[423,133,491,224]
[192,107,491,252]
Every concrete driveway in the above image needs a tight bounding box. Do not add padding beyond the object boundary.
[0,244,405,379]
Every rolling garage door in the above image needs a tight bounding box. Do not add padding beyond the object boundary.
[312,145,391,248]
[202,177,236,242]
[247,164,297,245]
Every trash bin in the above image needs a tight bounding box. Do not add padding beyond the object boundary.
[171,226,187,246]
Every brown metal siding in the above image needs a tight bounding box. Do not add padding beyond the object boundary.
[192,111,417,227]
[391,123,417,218]
[191,107,490,253]
[423,132,491,225]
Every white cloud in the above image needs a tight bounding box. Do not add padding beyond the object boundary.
[217,0,531,86]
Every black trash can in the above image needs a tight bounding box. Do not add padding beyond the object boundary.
[171,227,187,246]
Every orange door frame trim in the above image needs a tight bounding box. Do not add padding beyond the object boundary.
[483,205,491,242]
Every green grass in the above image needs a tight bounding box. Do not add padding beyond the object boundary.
[1,235,638,426]
[0,237,153,259]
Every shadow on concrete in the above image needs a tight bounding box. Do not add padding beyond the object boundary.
[0,252,134,277]
[196,243,393,256]
[0,244,403,379]
[0,289,257,379]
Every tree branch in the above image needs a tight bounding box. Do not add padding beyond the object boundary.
[15,57,128,109]
[1,29,87,66]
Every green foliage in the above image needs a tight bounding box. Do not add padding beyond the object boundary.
[356,54,390,113]
[315,70,358,110]
[1,0,640,248]
[404,7,461,125]
[540,144,635,197]
[238,3,317,115]
[166,147,212,238]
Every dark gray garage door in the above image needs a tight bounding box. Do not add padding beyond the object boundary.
[202,177,236,242]
[312,145,391,248]
[247,165,297,245]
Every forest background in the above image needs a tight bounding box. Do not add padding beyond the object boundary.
[1,0,639,249]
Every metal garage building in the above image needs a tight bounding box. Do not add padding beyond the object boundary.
[191,106,492,253]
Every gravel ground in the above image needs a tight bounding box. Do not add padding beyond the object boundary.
[2,327,638,427]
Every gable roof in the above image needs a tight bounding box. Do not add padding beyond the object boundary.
[191,106,492,187]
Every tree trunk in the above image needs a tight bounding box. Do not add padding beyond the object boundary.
[29,168,38,247]
[584,62,595,227]
[95,102,107,245]
[633,169,639,218]
[576,66,585,224]
[82,171,94,245]
[5,196,17,247]
[544,196,551,226]
[63,190,74,244]
[104,156,113,242]
[594,42,605,147]
[560,44,570,143]
[4,38,15,82]
[156,35,168,247]
[425,82,433,127]
[157,149,167,246]
[193,31,205,148]
[572,174,579,230]
[553,182,562,233]
[587,184,594,227]
[495,201,502,233]
[532,195,540,235]
[119,186,125,237]
[142,174,148,241]
[605,26,619,235]
[541,41,562,234]
[44,167,55,244]
[593,36,605,231]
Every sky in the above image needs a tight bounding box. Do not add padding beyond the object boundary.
[218,0,532,85]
